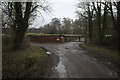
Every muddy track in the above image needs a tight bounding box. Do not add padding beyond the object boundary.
[31,42,119,78]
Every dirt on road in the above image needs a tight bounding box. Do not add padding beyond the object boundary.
[31,42,118,78]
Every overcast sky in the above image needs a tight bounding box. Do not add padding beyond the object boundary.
[31,0,79,28]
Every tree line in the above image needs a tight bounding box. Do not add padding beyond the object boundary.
[28,17,86,35]
[76,1,120,50]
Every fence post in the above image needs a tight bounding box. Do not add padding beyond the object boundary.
[79,36,80,42]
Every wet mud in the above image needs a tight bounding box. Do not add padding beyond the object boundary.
[31,42,119,78]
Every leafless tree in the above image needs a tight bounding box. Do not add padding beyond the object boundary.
[2,1,51,50]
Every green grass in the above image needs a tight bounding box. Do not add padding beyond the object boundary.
[80,43,119,62]
[26,33,82,36]
[30,42,64,44]
[2,34,5,36]
[3,33,82,37]
[64,34,82,36]
[3,46,48,78]
[2,34,12,37]
[3,46,48,63]
[27,33,43,35]
[26,33,60,36]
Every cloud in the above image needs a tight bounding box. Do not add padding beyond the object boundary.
[49,0,78,3]
[31,0,78,28]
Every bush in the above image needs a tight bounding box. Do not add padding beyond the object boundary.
[2,35,13,52]
[2,35,30,52]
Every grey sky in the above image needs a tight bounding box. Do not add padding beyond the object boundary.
[31,0,79,28]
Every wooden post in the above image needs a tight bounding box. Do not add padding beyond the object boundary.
[65,37,67,42]
[79,36,80,42]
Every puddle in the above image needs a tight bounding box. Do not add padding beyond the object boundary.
[72,50,76,52]
[65,48,69,49]
[55,47,67,78]
[79,51,86,53]
[58,48,61,50]
[58,51,60,54]
[55,60,67,78]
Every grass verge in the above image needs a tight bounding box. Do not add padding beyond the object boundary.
[3,46,48,78]
[80,43,119,64]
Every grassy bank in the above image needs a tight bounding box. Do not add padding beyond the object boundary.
[3,46,48,78]
[80,43,119,64]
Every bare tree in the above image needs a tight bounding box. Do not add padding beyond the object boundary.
[2,1,51,50]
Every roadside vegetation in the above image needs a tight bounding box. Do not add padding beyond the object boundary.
[76,2,120,52]
[80,43,119,64]
[2,2,52,78]
[3,46,48,78]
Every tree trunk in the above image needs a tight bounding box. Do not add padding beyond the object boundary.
[92,2,102,43]
[102,3,107,41]
[12,27,26,50]
[88,5,93,42]
[117,2,120,51]
[12,2,32,50]
[97,2,102,43]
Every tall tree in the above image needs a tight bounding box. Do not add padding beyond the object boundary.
[116,2,120,51]
[76,2,93,42]
[88,3,94,42]
[13,2,32,50]
[107,2,120,50]
[101,2,108,40]
[2,1,51,50]
[92,2,102,42]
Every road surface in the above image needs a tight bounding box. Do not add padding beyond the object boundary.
[31,42,118,78]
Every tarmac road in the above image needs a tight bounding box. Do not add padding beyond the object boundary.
[31,42,118,78]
